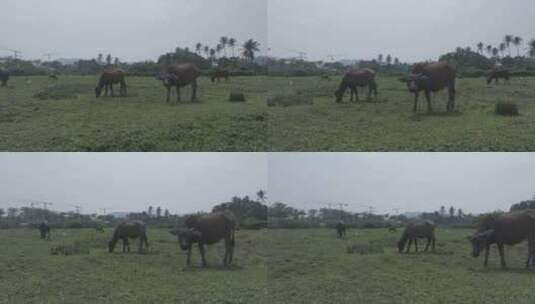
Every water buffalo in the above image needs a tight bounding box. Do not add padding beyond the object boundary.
[95,69,127,98]
[335,68,378,103]
[157,63,200,103]
[406,62,457,113]
[335,221,346,239]
[39,222,51,240]
[398,220,436,253]
[49,74,58,80]
[468,211,535,268]
[108,220,149,253]
[211,69,230,83]
[487,68,510,85]
[0,68,9,87]
[170,212,236,267]
[388,227,398,233]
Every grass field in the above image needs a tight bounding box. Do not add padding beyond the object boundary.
[266,228,535,304]
[1,75,535,151]
[0,228,268,304]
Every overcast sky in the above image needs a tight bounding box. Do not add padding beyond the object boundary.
[268,153,535,214]
[0,153,268,215]
[2,153,534,215]
[4,0,534,62]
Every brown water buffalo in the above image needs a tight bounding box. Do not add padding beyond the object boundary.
[108,220,149,253]
[95,69,127,98]
[211,69,230,83]
[487,68,510,85]
[335,221,346,239]
[398,220,436,253]
[0,68,9,87]
[406,62,456,113]
[170,212,236,267]
[38,222,51,240]
[157,63,200,103]
[335,68,378,103]
[468,211,535,268]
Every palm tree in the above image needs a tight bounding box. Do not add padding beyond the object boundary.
[377,54,384,64]
[203,46,210,58]
[504,35,513,57]
[97,53,103,64]
[394,57,400,65]
[492,47,499,58]
[216,44,223,58]
[512,36,523,57]
[195,43,202,55]
[486,45,493,57]
[106,54,112,65]
[242,39,260,61]
[386,54,392,65]
[256,189,267,203]
[477,42,484,55]
[530,39,535,57]
[209,48,216,63]
[499,43,506,57]
[220,36,228,57]
[228,38,237,57]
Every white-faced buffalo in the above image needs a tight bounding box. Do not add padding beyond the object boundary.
[335,221,346,239]
[487,68,510,85]
[398,220,436,253]
[39,222,51,240]
[406,62,456,113]
[335,68,378,103]
[170,212,236,267]
[95,69,127,98]
[468,211,535,268]
[108,220,149,253]
[211,69,230,83]
[0,68,9,87]
[157,63,200,103]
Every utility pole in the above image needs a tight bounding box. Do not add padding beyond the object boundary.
[2,48,22,59]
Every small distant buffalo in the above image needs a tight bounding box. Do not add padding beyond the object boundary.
[108,220,149,253]
[211,69,230,83]
[335,221,346,239]
[49,74,58,80]
[487,68,510,85]
[95,69,127,98]
[170,212,236,267]
[398,220,436,253]
[388,227,398,233]
[468,211,535,268]
[95,225,105,233]
[39,222,51,240]
[405,62,457,113]
[0,68,9,87]
[335,68,378,103]
[157,63,200,103]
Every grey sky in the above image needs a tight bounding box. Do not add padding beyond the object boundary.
[3,0,267,62]
[0,153,268,215]
[268,153,535,214]
[5,0,534,63]
[268,0,535,62]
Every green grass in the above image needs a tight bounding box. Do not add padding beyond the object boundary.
[0,228,268,304]
[266,229,535,304]
[1,75,535,151]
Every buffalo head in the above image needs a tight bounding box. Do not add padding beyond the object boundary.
[468,229,494,258]
[95,86,103,98]
[406,73,431,93]
[157,73,179,87]
[170,228,202,251]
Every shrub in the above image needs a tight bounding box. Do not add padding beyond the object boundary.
[229,91,246,102]
[495,102,519,116]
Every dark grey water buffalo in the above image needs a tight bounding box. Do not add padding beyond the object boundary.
[0,68,9,87]
[468,211,535,268]
[398,220,436,253]
[487,68,510,85]
[108,220,149,253]
[157,63,200,103]
[95,69,127,98]
[38,222,51,240]
[211,69,230,83]
[335,68,378,103]
[405,62,457,113]
[335,221,346,239]
[170,212,236,267]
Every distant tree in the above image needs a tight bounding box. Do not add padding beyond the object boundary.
[156,206,162,218]
[492,47,499,58]
[440,206,446,217]
[97,53,103,64]
[504,35,513,57]
[529,40,535,57]
[7,208,18,218]
[477,42,484,55]
[228,38,237,57]
[377,54,384,64]
[220,36,229,57]
[242,39,260,61]
[256,189,267,203]
[106,54,112,65]
[114,57,119,66]
[0,208,4,217]
[164,209,170,217]
[195,43,202,55]
[203,46,210,58]
[449,206,455,218]
[386,54,392,65]
[457,208,464,218]
[394,57,400,65]
[499,43,507,57]
[486,45,493,57]
[148,206,153,217]
[512,36,523,57]
[209,48,216,62]
[216,44,223,58]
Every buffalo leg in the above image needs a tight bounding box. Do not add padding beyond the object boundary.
[432,237,436,251]
[425,90,432,113]
[105,84,109,97]
[223,238,230,266]
[166,87,171,103]
[349,88,354,102]
[198,243,207,266]
[527,237,534,268]
[368,85,373,99]
[186,245,192,265]
[110,84,114,97]
[192,80,198,102]
[484,245,490,267]
[354,87,359,102]
[498,243,506,268]
[406,239,412,253]
[176,85,181,103]
[424,238,431,252]
[122,239,126,253]
[448,84,456,112]
[229,240,234,265]
[413,93,419,112]
[414,239,419,252]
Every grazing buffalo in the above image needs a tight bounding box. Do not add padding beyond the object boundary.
[95,69,127,98]
[335,221,346,239]
[405,62,457,113]
[388,227,398,233]
[0,68,9,87]
[39,222,51,240]
[211,69,230,83]
[49,74,58,80]
[468,211,535,268]
[335,68,378,103]
[398,220,436,253]
[170,212,236,267]
[487,68,510,85]
[157,63,200,103]
[108,220,149,253]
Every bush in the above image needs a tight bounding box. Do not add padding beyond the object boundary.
[229,91,246,102]
[496,102,519,116]
[267,92,313,107]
